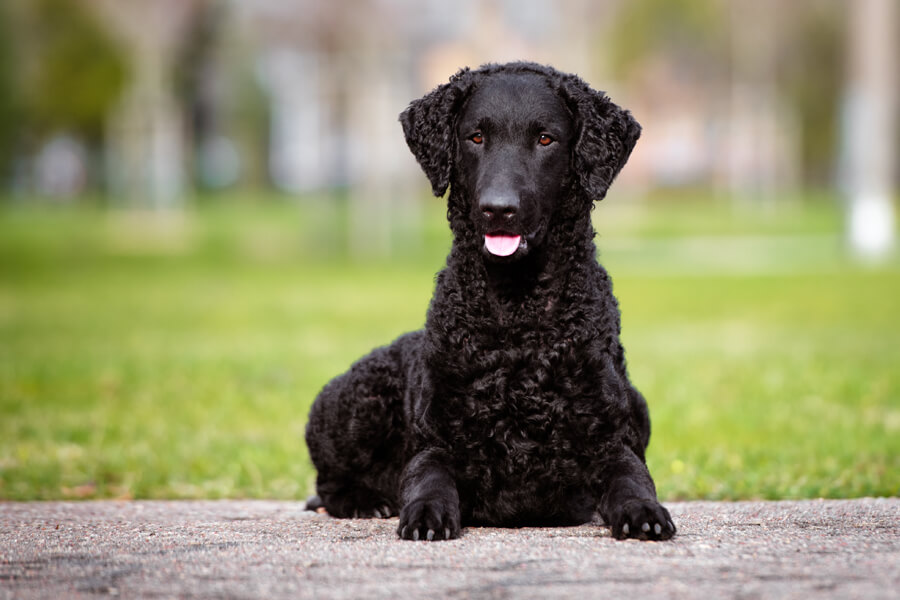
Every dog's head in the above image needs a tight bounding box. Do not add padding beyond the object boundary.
[400,62,640,262]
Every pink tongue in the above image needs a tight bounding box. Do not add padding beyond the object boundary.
[485,234,521,257]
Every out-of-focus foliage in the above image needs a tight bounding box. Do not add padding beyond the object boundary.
[0,0,886,200]
[608,0,729,79]
[608,0,849,186]
[173,2,269,190]
[778,3,845,184]
[20,0,129,143]
[0,4,22,181]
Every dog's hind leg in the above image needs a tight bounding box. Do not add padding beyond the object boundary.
[308,477,397,519]
[305,339,410,518]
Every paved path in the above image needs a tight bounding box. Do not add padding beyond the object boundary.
[1,498,897,599]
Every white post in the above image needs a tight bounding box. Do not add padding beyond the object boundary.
[97,0,190,209]
[844,0,897,259]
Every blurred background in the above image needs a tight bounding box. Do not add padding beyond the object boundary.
[0,0,897,502]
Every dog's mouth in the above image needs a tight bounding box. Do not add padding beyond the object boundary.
[484,233,523,257]
[482,223,548,261]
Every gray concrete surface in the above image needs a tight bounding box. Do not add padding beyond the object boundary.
[0,498,897,599]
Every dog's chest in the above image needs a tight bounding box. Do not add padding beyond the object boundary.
[438,340,605,472]
[428,271,622,482]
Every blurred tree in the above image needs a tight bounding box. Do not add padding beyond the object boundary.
[174,1,228,191]
[608,0,729,80]
[778,2,845,186]
[173,1,269,192]
[608,0,854,193]
[0,3,22,187]
[22,0,129,145]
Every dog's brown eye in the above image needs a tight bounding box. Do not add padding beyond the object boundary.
[538,134,554,146]
[470,132,484,144]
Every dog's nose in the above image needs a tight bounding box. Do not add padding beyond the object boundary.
[479,190,519,221]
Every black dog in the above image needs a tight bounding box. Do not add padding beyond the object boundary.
[305,62,675,542]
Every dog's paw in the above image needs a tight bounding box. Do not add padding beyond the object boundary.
[319,489,396,519]
[350,502,396,519]
[608,499,675,541]
[397,496,461,541]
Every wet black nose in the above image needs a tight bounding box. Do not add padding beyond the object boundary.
[479,190,519,221]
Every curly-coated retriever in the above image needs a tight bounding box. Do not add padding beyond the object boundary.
[305,62,675,542]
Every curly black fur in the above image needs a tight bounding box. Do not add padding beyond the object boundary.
[305,62,675,541]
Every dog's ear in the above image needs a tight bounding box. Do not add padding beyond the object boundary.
[399,70,474,197]
[561,76,641,201]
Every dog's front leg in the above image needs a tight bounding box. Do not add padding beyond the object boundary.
[597,446,676,541]
[397,448,461,541]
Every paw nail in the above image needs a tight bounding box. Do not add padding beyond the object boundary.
[383,505,391,517]
[400,526,407,538]
[373,509,382,518]
[427,529,435,541]
[444,528,451,540]
[654,523,662,535]
[642,522,650,533]
[668,520,675,531]
[622,523,629,535]
[412,529,419,541]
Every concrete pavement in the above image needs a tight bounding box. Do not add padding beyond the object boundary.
[1,498,897,598]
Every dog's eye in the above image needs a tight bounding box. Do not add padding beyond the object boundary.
[538,134,554,146]
[470,132,484,144]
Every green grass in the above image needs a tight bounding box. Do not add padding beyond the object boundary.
[0,194,898,501]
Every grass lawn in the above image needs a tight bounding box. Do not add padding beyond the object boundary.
[0,194,898,501]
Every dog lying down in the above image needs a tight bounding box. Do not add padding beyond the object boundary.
[305,62,675,542]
